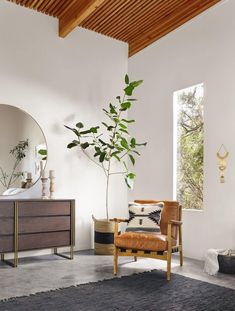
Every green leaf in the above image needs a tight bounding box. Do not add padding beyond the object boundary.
[111,151,121,161]
[130,138,136,147]
[76,122,84,129]
[111,151,121,156]
[136,142,147,146]
[107,144,114,149]
[125,74,129,84]
[129,154,135,165]
[130,80,143,88]
[109,103,117,114]
[95,147,101,154]
[67,143,78,149]
[102,122,108,128]
[80,129,92,135]
[64,125,80,137]
[125,172,136,189]
[119,128,129,134]
[107,126,114,131]
[119,123,127,129]
[99,139,106,146]
[121,102,131,110]
[124,85,134,96]
[122,119,135,123]
[116,146,125,152]
[38,149,47,156]
[128,172,136,179]
[113,118,120,123]
[133,150,141,156]
[127,98,137,101]
[90,126,99,133]
[121,138,129,150]
[81,142,89,149]
[99,152,106,163]
[113,154,120,161]
[72,140,80,145]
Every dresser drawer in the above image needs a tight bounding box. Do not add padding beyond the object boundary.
[0,218,14,235]
[18,216,71,234]
[0,202,14,217]
[0,236,14,252]
[18,201,71,217]
[18,231,71,251]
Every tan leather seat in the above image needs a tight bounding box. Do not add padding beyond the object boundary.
[115,232,177,252]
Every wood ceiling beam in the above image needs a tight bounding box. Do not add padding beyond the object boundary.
[59,0,106,38]
[128,0,221,56]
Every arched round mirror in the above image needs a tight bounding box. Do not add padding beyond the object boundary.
[0,104,47,196]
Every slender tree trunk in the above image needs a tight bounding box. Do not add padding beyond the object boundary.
[105,160,111,220]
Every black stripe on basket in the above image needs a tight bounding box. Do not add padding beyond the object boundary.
[95,231,114,244]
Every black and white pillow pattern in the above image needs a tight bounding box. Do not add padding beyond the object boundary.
[126,202,164,233]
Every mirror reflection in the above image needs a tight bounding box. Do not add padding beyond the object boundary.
[0,104,47,196]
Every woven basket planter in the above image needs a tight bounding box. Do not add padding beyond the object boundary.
[92,216,115,255]
[218,254,235,274]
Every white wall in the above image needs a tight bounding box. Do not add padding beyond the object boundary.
[129,0,235,259]
[0,1,128,255]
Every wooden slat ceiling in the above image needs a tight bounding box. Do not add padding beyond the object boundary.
[7,0,221,56]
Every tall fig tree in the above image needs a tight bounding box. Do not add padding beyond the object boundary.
[65,75,147,220]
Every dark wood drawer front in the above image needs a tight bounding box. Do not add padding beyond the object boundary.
[19,231,71,251]
[0,202,14,217]
[0,218,14,235]
[0,200,74,258]
[0,236,14,252]
[18,201,71,217]
[19,216,71,234]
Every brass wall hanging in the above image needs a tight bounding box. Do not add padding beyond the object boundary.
[216,144,229,183]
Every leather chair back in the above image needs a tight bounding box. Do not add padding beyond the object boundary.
[134,200,181,240]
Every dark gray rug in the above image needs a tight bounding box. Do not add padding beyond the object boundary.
[0,270,234,311]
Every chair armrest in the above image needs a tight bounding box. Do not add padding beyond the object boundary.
[111,218,129,238]
[111,218,129,223]
[167,220,183,244]
[168,220,183,226]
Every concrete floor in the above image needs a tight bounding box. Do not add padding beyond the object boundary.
[0,250,234,300]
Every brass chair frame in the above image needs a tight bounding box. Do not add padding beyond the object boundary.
[113,204,183,281]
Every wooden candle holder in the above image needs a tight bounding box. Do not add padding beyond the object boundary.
[41,177,48,200]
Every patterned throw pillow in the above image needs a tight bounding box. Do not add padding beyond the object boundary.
[126,202,164,233]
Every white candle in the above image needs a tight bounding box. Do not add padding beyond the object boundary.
[27,172,32,179]
[42,170,47,178]
[49,170,55,178]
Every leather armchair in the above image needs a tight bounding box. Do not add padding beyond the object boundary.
[112,200,183,281]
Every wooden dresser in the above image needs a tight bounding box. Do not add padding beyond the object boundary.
[0,199,75,267]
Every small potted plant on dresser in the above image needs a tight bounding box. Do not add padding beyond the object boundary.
[65,75,147,254]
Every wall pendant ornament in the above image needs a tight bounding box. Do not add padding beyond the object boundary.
[216,144,229,183]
